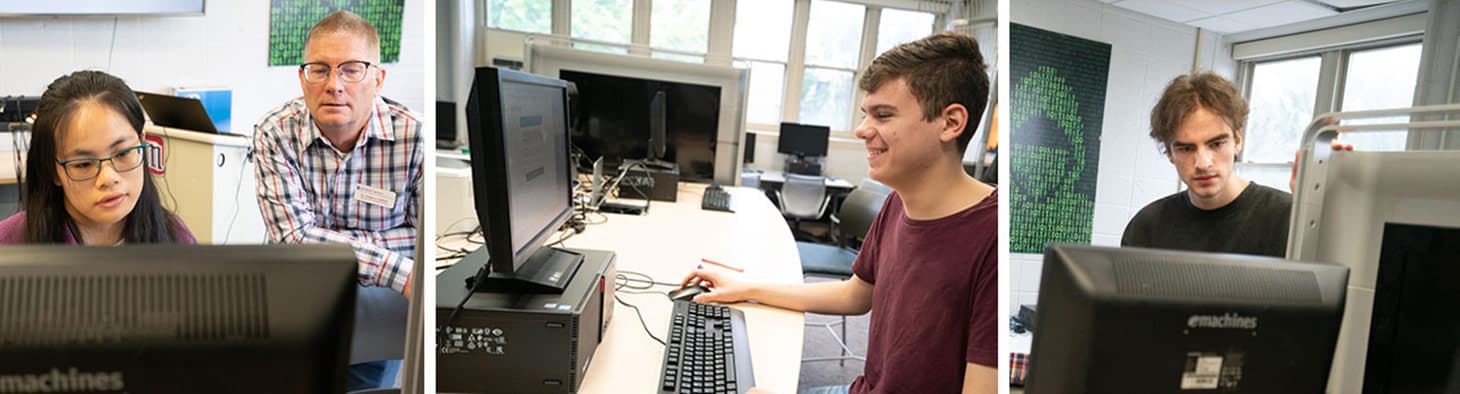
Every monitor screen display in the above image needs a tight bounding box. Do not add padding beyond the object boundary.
[466,67,575,273]
[777,122,830,157]
[499,81,570,257]
[560,70,720,181]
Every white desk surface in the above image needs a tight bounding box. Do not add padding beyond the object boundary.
[755,170,855,190]
[440,182,807,393]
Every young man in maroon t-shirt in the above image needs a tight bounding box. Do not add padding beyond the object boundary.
[681,32,998,394]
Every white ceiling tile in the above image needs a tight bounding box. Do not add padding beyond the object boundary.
[1224,1,1339,30]
[1113,0,1211,23]
[1187,15,1258,34]
[1182,0,1285,15]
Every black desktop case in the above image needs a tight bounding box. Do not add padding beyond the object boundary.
[436,248,616,393]
[618,163,679,202]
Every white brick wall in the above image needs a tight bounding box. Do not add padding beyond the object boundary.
[0,0,427,132]
[1010,0,1239,313]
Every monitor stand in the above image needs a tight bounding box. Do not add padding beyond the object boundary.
[463,246,585,294]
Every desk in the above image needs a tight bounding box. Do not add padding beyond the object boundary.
[752,171,856,222]
[438,182,806,393]
[753,170,855,192]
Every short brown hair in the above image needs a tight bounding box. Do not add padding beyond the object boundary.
[305,10,381,60]
[859,31,989,153]
[1149,72,1248,155]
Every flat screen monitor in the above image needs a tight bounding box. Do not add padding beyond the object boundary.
[1026,244,1348,393]
[559,70,719,182]
[464,66,576,277]
[777,122,829,157]
[1363,222,1460,392]
[0,244,356,393]
[436,100,457,148]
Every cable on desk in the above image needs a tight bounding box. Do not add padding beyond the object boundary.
[614,294,665,346]
[616,271,679,290]
[617,289,672,297]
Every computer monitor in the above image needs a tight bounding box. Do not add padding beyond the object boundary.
[560,70,720,181]
[464,66,583,293]
[1025,244,1348,393]
[436,100,457,149]
[777,122,829,157]
[1287,149,1460,392]
[0,244,356,393]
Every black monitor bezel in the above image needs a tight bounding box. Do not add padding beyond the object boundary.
[777,122,830,157]
[465,66,575,274]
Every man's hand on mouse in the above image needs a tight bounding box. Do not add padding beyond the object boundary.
[679,267,752,304]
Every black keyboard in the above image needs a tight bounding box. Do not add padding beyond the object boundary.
[658,301,754,394]
[702,187,733,212]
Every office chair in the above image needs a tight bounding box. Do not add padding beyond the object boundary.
[796,178,891,365]
[776,173,831,241]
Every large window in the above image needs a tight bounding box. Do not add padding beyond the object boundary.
[1242,41,1424,164]
[875,8,936,56]
[799,0,865,132]
[488,0,552,34]
[516,0,957,137]
[1339,43,1423,151]
[651,0,711,63]
[1244,56,1321,163]
[732,0,794,126]
[571,0,632,53]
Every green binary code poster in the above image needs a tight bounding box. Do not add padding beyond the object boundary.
[1010,23,1110,253]
[269,0,405,66]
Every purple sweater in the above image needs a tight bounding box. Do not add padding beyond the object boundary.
[0,211,198,245]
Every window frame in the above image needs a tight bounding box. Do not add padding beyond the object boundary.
[491,0,945,141]
[1235,35,1424,165]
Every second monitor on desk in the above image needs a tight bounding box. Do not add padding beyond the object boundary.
[778,122,829,176]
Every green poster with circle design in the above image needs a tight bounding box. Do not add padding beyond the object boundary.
[1010,23,1111,253]
[269,0,405,66]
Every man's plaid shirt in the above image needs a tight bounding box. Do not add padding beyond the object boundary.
[252,96,422,293]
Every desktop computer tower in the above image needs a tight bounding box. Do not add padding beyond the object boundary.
[785,157,822,176]
[618,163,680,202]
[436,249,617,393]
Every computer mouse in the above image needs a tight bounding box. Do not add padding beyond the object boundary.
[668,285,710,302]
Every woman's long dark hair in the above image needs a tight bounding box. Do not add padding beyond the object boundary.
[23,70,181,244]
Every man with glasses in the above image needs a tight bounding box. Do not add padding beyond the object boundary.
[251,10,422,389]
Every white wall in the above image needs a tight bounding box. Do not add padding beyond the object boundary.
[0,0,428,132]
[1009,0,1235,312]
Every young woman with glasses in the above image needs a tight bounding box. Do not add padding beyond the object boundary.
[0,70,195,244]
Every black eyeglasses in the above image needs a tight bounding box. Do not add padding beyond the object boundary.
[55,144,147,181]
[300,60,376,83]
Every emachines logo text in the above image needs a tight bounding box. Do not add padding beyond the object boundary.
[0,368,124,393]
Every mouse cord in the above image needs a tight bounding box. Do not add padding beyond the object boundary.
[615,294,666,346]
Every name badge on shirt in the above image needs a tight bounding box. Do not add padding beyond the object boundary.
[355,184,397,209]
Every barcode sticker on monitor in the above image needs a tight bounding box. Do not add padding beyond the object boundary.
[1181,353,1222,389]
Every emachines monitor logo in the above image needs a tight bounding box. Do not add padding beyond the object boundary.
[0,368,124,393]
[1187,313,1259,330]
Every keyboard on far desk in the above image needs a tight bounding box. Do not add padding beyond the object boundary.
[659,301,755,394]
[701,186,734,212]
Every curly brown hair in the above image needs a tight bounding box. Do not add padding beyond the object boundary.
[1149,72,1249,155]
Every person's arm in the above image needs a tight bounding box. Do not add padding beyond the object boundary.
[963,363,996,394]
[252,122,413,295]
[1290,142,1353,191]
[680,268,874,315]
